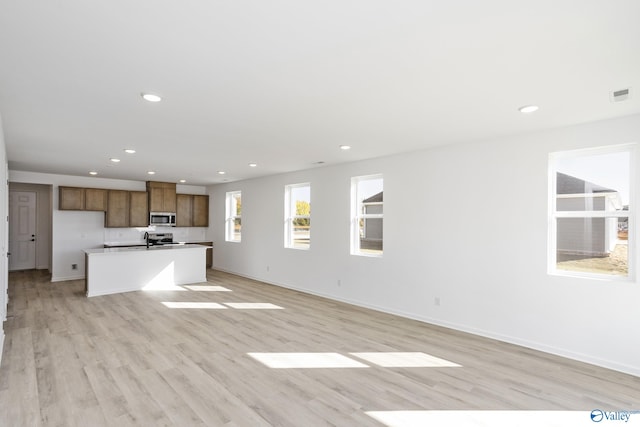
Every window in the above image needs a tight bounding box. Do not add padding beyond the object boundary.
[225,191,242,242]
[285,183,311,249]
[351,175,383,256]
[549,145,634,278]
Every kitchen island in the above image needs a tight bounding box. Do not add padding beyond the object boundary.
[84,244,211,297]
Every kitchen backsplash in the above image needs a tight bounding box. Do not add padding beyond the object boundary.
[103,226,207,244]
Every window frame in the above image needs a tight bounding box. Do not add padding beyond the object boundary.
[548,144,636,281]
[284,183,311,250]
[351,174,384,257]
[225,190,242,243]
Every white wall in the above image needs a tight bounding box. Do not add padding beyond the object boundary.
[0,114,8,363]
[8,171,209,281]
[209,113,640,377]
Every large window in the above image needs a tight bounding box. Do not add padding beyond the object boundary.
[351,174,383,256]
[225,191,242,242]
[285,183,311,249]
[549,145,634,278]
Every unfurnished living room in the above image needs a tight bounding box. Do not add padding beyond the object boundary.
[0,1,639,426]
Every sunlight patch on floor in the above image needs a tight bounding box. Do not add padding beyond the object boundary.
[350,352,461,367]
[366,410,601,427]
[224,303,283,309]
[183,285,232,292]
[161,302,227,309]
[248,353,369,369]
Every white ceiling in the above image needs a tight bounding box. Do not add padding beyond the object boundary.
[1,1,639,185]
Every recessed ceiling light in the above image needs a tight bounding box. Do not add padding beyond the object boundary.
[217,171,226,175]
[89,171,98,176]
[147,171,156,175]
[141,93,162,102]
[248,163,257,168]
[518,105,539,113]
[124,149,136,154]
[339,145,351,150]
[110,158,121,163]
[179,179,186,183]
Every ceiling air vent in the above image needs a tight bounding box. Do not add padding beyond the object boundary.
[611,88,631,103]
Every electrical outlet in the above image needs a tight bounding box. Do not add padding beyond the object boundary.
[337,279,341,287]
[72,264,78,270]
[266,265,270,272]
[434,297,441,306]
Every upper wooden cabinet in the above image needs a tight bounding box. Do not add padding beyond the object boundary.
[147,181,177,212]
[192,195,209,227]
[176,194,209,227]
[59,186,107,211]
[59,187,85,210]
[84,188,108,211]
[105,190,130,228]
[104,190,149,228]
[129,191,149,227]
[176,194,193,227]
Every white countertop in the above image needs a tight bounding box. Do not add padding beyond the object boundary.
[103,240,213,247]
[85,243,211,255]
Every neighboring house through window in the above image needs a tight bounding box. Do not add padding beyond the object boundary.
[351,174,383,256]
[225,191,242,242]
[549,145,634,279]
[285,183,311,249]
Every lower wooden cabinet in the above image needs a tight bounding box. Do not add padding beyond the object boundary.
[194,242,213,268]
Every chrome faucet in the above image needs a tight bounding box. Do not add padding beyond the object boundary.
[144,232,150,248]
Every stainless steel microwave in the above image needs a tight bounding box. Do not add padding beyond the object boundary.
[149,212,176,227]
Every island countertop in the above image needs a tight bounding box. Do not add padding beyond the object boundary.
[84,243,211,255]
[84,244,210,297]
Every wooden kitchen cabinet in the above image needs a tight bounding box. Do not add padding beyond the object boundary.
[176,194,209,227]
[176,194,193,227]
[129,191,148,227]
[192,195,209,227]
[59,186,108,211]
[195,241,213,268]
[105,190,129,228]
[59,186,85,210]
[147,181,177,212]
[84,188,108,211]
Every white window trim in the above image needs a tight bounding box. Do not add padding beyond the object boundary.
[225,190,241,243]
[548,143,636,281]
[284,183,310,250]
[351,174,383,257]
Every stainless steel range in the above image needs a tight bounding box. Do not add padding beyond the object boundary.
[146,232,174,246]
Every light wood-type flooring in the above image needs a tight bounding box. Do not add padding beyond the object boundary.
[1,269,639,426]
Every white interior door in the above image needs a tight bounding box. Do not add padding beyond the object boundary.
[9,191,37,271]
